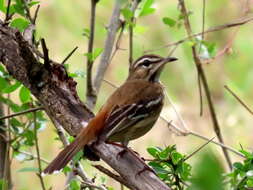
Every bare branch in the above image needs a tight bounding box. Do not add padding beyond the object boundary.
[85,0,99,109]
[0,107,44,121]
[178,0,233,170]
[33,111,46,190]
[93,0,122,95]
[94,165,131,190]
[145,16,253,53]
[61,46,78,65]
[184,136,215,161]
[129,0,140,67]
[224,85,253,115]
[15,150,49,164]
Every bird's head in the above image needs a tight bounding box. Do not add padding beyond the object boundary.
[128,54,177,82]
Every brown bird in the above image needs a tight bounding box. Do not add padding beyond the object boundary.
[43,54,177,174]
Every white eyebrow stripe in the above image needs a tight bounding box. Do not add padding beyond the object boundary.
[134,57,162,68]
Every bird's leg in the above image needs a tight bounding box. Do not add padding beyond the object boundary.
[105,141,156,177]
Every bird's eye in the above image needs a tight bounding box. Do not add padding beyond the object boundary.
[142,60,151,67]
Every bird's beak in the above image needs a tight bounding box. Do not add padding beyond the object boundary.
[163,57,178,63]
[152,56,178,73]
[149,56,177,82]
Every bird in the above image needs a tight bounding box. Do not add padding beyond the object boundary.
[43,54,177,174]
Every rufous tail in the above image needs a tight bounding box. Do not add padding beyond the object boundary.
[43,129,92,174]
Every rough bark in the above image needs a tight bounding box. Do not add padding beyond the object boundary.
[0,24,171,190]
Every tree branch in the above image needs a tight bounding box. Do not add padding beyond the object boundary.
[93,0,122,95]
[85,0,99,109]
[178,0,233,170]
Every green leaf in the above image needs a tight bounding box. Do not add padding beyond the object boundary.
[162,17,176,27]
[73,151,83,162]
[171,152,182,165]
[0,77,8,91]
[2,81,21,93]
[84,48,103,62]
[148,161,168,174]
[0,0,4,12]
[28,1,40,7]
[82,28,90,38]
[10,18,30,32]
[19,86,31,103]
[138,0,155,17]
[233,162,244,170]
[240,149,253,159]
[18,167,39,172]
[69,179,80,190]
[63,166,71,174]
[121,7,133,22]
[147,146,162,158]
[92,48,103,61]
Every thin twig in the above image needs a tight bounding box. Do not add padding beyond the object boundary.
[224,85,253,115]
[110,20,126,62]
[4,0,11,23]
[41,39,50,69]
[33,111,46,190]
[198,0,206,116]
[178,0,232,170]
[85,0,99,109]
[184,136,215,161]
[16,150,49,164]
[33,5,40,24]
[0,107,44,121]
[129,0,140,67]
[145,16,253,53]
[3,94,11,189]
[61,46,78,65]
[93,165,132,190]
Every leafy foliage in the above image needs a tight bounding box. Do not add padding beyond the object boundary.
[147,145,191,190]
[226,149,253,189]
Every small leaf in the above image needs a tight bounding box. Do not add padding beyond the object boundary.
[18,167,39,172]
[84,48,103,62]
[2,81,21,93]
[121,7,133,22]
[19,86,31,103]
[82,28,90,38]
[171,152,182,165]
[0,77,8,91]
[28,1,40,7]
[73,151,83,162]
[10,18,30,32]
[233,162,244,170]
[147,146,162,158]
[70,179,80,190]
[92,48,103,61]
[162,17,176,27]
[138,0,156,17]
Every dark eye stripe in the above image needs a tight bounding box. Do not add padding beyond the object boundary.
[134,57,162,68]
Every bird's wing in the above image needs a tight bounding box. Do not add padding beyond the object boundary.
[101,95,163,141]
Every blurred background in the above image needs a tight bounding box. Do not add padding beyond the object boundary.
[2,0,253,189]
